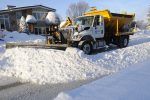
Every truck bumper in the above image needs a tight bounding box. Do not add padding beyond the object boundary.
[70,41,79,47]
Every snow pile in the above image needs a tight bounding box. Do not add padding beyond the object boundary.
[80,41,150,72]
[3,31,45,43]
[26,15,37,24]
[0,47,110,84]
[45,12,60,25]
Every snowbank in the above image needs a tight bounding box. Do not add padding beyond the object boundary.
[45,12,60,25]
[1,40,150,85]
[55,58,150,100]
[0,47,110,84]
[26,15,37,24]
[80,41,150,72]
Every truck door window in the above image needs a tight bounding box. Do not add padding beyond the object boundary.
[93,16,99,27]
[99,16,104,26]
[75,16,94,26]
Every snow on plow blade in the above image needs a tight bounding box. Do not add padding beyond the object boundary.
[6,43,67,50]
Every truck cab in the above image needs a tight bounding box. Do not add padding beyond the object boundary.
[71,15,106,54]
[72,15,104,41]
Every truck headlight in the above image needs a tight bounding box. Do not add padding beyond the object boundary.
[76,35,82,39]
[73,35,82,39]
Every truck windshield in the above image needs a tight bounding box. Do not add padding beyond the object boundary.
[74,16,94,26]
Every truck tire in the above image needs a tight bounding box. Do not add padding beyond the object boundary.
[81,42,92,54]
[118,36,129,48]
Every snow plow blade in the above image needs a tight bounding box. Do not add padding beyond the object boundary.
[6,43,68,50]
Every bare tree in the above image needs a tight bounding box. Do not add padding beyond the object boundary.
[66,1,89,19]
[136,20,147,29]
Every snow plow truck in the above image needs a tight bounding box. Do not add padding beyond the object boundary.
[57,7,136,54]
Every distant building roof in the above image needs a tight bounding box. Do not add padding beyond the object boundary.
[0,5,56,14]
[6,5,16,9]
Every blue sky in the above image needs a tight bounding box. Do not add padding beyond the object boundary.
[0,0,149,21]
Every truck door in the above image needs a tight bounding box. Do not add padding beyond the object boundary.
[93,16,104,39]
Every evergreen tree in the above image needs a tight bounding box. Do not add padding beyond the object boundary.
[19,16,28,33]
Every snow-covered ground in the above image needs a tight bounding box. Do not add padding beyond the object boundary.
[55,58,150,100]
[0,31,45,53]
[2,31,45,43]
[0,30,150,99]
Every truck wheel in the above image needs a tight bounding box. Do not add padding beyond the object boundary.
[81,42,92,54]
[118,36,129,48]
